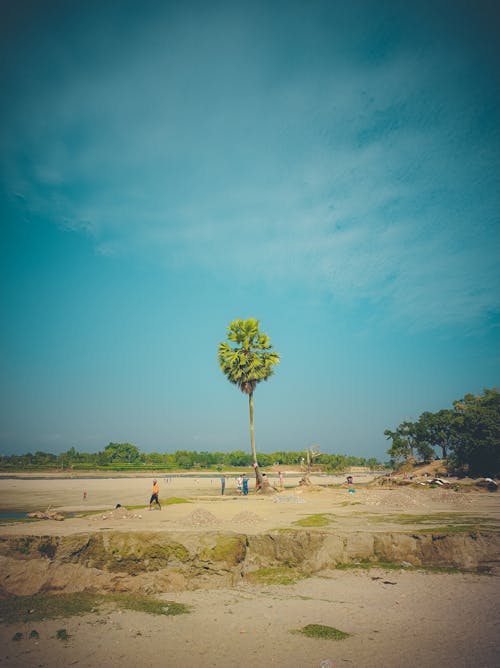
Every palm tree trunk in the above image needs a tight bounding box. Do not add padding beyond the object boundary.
[249,392,262,485]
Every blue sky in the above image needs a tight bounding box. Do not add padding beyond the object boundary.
[1,0,499,460]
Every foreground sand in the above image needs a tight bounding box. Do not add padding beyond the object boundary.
[0,570,498,668]
[1,473,499,667]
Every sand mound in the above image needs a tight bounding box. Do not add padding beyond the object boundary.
[273,494,305,504]
[91,507,143,521]
[231,511,262,525]
[430,489,472,506]
[186,509,220,526]
[361,488,471,510]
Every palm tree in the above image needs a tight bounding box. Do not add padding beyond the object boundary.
[218,318,280,486]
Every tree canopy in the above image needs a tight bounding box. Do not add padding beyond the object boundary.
[385,388,499,476]
[218,318,280,394]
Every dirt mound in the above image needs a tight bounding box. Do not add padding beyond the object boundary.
[231,511,262,525]
[361,487,471,510]
[90,507,143,521]
[186,509,220,527]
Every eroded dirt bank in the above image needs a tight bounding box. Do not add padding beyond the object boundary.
[1,529,499,596]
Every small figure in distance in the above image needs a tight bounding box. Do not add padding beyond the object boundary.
[346,475,353,485]
[220,474,226,496]
[149,479,161,510]
[278,471,284,489]
[242,474,249,496]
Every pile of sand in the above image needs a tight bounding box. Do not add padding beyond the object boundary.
[362,489,432,510]
[91,507,143,521]
[429,489,472,506]
[273,494,305,504]
[361,487,471,510]
[231,511,262,525]
[186,508,220,526]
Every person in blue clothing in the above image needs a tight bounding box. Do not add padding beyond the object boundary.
[242,474,249,495]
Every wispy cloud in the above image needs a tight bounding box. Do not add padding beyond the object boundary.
[1,2,498,330]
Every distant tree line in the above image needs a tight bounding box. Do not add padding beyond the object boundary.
[0,442,384,473]
[384,388,500,476]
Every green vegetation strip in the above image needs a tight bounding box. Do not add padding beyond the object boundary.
[334,560,469,574]
[163,497,191,505]
[246,566,303,585]
[296,624,350,640]
[368,513,496,525]
[293,513,335,527]
[0,592,190,624]
[415,524,500,534]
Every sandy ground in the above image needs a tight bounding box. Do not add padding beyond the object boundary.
[1,472,499,536]
[1,473,499,667]
[0,471,374,510]
[0,570,498,668]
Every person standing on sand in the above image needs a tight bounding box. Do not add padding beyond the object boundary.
[149,479,161,510]
[220,475,226,495]
[242,474,249,496]
[278,471,283,489]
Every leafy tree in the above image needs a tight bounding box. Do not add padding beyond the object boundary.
[417,409,460,460]
[224,450,253,467]
[101,442,141,464]
[173,450,196,469]
[415,439,435,463]
[398,421,419,459]
[450,388,500,476]
[218,318,280,485]
[384,428,411,462]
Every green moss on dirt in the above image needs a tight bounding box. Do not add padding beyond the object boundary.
[106,593,190,616]
[0,592,190,624]
[67,533,190,573]
[246,566,303,585]
[335,559,463,574]
[200,535,246,565]
[0,592,99,623]
[293,513,335,527]
[296,624,350,640]
[335,559,401,571]
[368,513,495,525]
[13,537,36,555]
[414,525,500,534]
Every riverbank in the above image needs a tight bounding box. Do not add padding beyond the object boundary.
[1,475,499,667]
